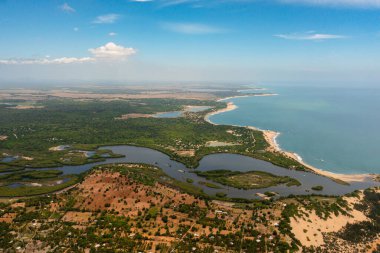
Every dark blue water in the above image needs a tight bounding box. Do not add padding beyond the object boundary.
[210,86,380,174]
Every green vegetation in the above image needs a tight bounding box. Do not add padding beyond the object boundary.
[0,158,377,252]
[0,97,310,197]
[341,188,380,243]
[337,221,378,243]
[282,195,349,220]
[198,181,222,189]
[215,192,227,198]
[98,163,206,198]
[278,203,301,251]
[0,169,62,181]
[311,185,324,191]
[195,170,301,189]
[0,222,12,248]
[264,191,277,197]
[110,164,165,186]
[0,98,222,169]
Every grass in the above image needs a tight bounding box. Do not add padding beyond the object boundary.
[195,170,301,190]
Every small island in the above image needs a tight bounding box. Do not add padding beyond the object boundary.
[311,185,324,191]
[195,170,301,189]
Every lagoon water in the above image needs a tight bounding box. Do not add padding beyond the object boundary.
[24,145,377,198]
[210,86,380,175]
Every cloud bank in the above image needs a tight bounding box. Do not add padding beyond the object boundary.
[275,32,347,41]
[162,22,225,34]
[0,42,136,65]
[93,14,120,24]
[60,3,75,13]
[89,42,136,59]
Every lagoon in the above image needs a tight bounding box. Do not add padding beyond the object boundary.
[17,145,378,199]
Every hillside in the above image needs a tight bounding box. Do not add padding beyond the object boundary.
[0,164,378,252]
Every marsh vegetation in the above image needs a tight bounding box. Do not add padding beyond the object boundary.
[195,170,301,190]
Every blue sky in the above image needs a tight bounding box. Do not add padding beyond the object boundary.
[0,0,379,86]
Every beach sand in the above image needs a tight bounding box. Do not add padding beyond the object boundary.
[217,93,278,102]
[205,99,374,183]
[260,129,373,183]
[204,102,237,123]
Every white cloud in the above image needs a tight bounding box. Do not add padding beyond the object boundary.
[93,14,120,24]
[162,22,225,34]
[130,0,154,2]
[0,57,94,65]
[0,42,136,65]
[278,0,380,8]
[108,32,117,36]
[51,57,94,64]
[89,42,136,59]
[274,32,347,41]
[60,3,75,13]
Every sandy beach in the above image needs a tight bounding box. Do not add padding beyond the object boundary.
[217,93,278,102]
[260,129,373,182]
[204,102,238,124]
[206,99,375,183]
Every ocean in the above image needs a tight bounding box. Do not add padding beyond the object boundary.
[209,86,380,174]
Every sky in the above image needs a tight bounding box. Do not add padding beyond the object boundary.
[0,0,380,86]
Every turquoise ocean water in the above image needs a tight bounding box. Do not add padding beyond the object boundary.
[209,86,380,174]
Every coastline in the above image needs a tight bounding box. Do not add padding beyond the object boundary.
[204,102,238,123]
[206,96,374,183]
[260,129,372,183]
[217,93,278,102]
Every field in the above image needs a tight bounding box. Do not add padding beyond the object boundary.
[195,170,301,189]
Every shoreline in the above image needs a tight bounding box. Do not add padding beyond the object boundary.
[217,93,278,102]
[260,129,372,183]
[204,102,238,123]
[206,96,375,183]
